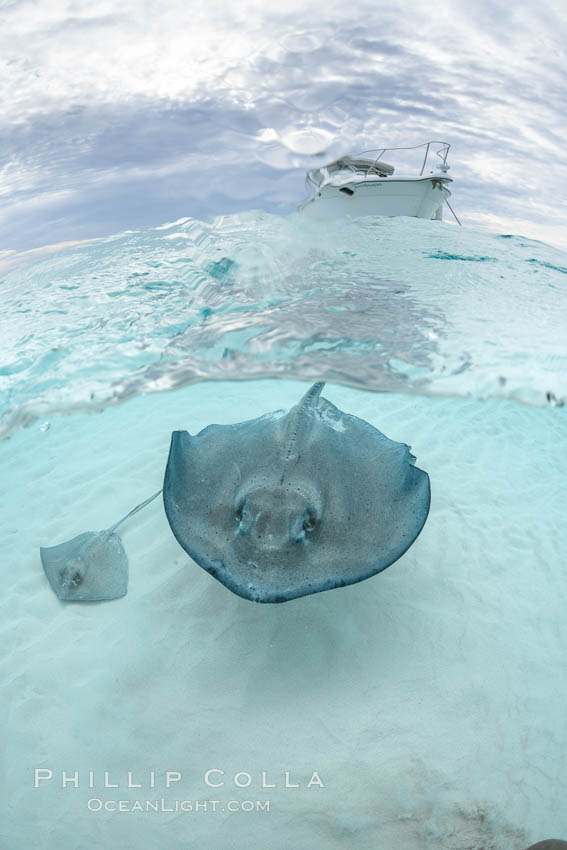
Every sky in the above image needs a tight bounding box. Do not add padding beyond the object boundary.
[1,0,566,263]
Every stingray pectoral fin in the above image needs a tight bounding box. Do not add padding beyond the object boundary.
[391,461,430,560]
[304,426,431,594]
[359,444,431,574]
[163,429,225,574]
[163,430,194,552]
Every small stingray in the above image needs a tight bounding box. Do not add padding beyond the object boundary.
[164,382,430,603]
[41,491,162,601]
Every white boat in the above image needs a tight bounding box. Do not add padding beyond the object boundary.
[299,141,454,221]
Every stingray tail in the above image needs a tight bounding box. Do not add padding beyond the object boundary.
[109,489,163,533]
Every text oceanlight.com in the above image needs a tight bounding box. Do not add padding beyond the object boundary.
[87,798,270,814]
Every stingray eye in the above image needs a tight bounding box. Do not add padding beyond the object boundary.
[234,498,252,536]
[235,498,249,524]
[302,509,317,533]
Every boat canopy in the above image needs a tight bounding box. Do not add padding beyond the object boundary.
[326,156,395,177]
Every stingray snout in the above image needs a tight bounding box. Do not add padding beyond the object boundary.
[233,484,322,549]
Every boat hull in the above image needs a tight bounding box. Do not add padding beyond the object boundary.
[300,177,451,220]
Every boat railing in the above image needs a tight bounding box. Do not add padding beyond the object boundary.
[351,141,451,176]
[306,141,451,190]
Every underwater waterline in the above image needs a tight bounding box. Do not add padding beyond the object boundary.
[1,213,566,439]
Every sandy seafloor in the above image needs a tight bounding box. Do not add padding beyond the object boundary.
[1,376,566,849]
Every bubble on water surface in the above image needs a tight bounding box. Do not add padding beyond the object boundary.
[281,127,335,155]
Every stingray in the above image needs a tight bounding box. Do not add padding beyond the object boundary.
[163,382,430,603]
[41,491,162,601]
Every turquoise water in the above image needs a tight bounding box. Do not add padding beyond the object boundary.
[1,214,567,849]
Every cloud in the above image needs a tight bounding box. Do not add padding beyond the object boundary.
[1,0,566,250]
